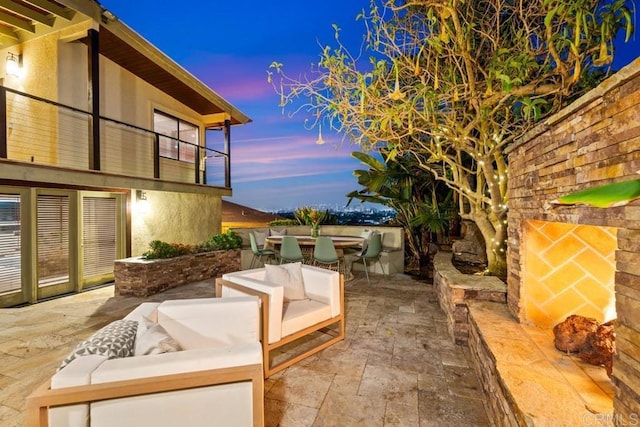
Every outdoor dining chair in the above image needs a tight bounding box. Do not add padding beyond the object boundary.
[249,231,277,268]
[351,232,386,284]
[279,236,305,264]
[313,236,340,271]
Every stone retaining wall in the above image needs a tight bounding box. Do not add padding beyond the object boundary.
[433,251,507,344]
[114,250,240,297]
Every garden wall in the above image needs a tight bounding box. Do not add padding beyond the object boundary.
[114,249,240,297]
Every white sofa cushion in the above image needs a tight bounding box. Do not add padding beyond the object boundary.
[157,297,260,350]
[49,355,108,427]
[89,344,262,427]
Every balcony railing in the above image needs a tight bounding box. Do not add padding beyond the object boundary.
[0,86,230,188]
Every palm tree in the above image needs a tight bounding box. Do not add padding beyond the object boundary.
[347,150,452,276]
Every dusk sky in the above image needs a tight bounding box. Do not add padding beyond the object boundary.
[101,0,638,212]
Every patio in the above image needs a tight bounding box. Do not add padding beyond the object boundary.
[0,271,488,426]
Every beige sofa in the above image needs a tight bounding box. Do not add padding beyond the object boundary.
[230,225,404,274]
[26,297,264,427]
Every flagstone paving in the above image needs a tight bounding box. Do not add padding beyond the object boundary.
[0,272,489,426]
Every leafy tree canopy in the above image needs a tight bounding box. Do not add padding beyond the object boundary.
[269,0,633,276]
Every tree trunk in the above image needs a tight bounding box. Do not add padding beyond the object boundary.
[473,213,507,278]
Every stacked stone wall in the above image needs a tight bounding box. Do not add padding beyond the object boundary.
[507,58,640,423]
[114,250,240,297]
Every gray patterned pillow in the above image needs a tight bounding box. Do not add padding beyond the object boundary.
[58,319,138,371]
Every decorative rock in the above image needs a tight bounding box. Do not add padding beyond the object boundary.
[452,220,487,265]
[553,314,599,353]
[579,320,616,377]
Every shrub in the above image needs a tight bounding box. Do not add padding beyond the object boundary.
[142,240,194,260]
[269,219,298,226]
[200,229,243,251]
[141,230,242,260]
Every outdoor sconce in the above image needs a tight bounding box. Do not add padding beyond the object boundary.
[6,52,22,78]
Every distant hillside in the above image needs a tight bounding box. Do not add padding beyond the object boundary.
[222,200,286,230]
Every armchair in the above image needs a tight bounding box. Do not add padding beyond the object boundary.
[26,297,264,427]
[216,264,344,378]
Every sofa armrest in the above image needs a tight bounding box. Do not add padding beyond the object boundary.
[91,343,262,382]
[26,350,264,427]
[301,265,342,317]
[157,297,260,350]
[217,274,284,344]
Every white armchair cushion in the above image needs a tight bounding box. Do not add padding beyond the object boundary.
[282,300,332,338]
[157,297,260,350]
[265,262,307,301]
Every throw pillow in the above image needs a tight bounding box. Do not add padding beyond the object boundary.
[253,230,268,247]
[135,317,182,356]
[265,262,307,302]
[269,228,287,236]
[59,319,138,371]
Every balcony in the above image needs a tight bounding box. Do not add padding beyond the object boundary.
[0,86,231,195]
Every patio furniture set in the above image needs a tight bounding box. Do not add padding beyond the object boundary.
[25,262,351,426]
[250,230,386,284]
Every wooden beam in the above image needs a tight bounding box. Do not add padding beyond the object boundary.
[24,0,75,21]
[0,0,55,26]
[0,24,18,40]
[0,10,34,32]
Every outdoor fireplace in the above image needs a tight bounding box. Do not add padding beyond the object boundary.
[507,58,640,423]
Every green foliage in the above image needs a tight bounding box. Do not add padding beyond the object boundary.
[141,230,242,260]
[293,206,337,225]
[269,219,299,226]
[142,240,194,260]
[270,0,634,277]
[200,230,243,250]
[555,179,640,208]
[347,150,453,265]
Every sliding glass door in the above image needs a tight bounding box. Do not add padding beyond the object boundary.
[0,192,25,306]
[37,193,74,299]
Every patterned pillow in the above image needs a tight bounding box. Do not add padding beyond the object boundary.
[58,319,138,371]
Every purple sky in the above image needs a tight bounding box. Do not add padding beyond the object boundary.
[101,0,638,211]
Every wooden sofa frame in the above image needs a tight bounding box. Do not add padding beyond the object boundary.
[25,364,264,427]
[215,275,345,378]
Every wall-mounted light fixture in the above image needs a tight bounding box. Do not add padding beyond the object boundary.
[136,190,147,201]
[6,52,22,78]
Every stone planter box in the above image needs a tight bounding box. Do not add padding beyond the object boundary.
[114,249,241,297]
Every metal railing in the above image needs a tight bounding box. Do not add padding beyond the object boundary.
[0,86,230,188]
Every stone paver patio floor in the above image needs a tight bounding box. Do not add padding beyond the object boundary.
[0,272,489,426]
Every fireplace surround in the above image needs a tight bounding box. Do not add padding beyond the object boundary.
[507,57,640,422]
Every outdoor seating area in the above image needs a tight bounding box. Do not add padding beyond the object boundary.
[1,271,489,427]
[230,225,405,276]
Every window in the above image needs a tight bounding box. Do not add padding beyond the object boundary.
[0,195,21,296]
[153,111,199,163]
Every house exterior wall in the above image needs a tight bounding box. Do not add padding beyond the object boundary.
[0,5,237,307]
[131,190,222,256]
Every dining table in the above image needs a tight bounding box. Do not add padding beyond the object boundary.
[264,235,365,258]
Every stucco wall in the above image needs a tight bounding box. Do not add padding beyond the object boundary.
[131,190,222,256]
